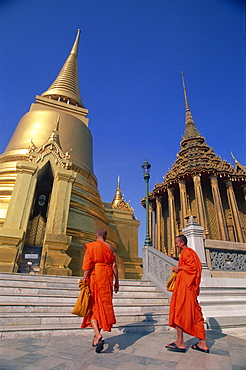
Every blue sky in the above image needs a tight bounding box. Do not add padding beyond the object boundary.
[0,0,245,255]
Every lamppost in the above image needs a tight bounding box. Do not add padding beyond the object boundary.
[141,159,152,246]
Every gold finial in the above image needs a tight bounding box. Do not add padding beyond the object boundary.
[71,29,81,56]
[181,71,190,112]
[55,114,60,132]
[117,175,120,190]
[181,72,199,139]
[41,30,84,107]
[112,176,133,211]
[112,175,123,206]
[48,117,61,146]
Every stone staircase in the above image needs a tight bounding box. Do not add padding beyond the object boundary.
[0,273,170,339]
[199,286,246,329]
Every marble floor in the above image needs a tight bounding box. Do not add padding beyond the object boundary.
[0,328,245,370]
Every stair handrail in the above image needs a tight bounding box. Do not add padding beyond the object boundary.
[142,245,178,298]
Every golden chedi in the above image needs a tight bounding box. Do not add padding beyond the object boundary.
[0,30,141,278]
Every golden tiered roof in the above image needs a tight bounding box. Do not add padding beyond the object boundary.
[41,29,84,107]
[153,74,246,195]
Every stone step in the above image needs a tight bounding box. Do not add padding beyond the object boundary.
[0,320,170,339]
[0,303,168,314]
[200,286,246,293]
[0,286,164,298]
[0,273,152,286]
[199,297,246,304]
[0,311,168,326]
[1,294,168,305]
[0,273,170,339]
[0,279,157,291]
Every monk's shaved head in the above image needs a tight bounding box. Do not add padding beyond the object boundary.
[176,235,187,245]
[97,228,107,238]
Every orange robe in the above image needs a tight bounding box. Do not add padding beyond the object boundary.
[169,247,205,339]
[81,240,116,332]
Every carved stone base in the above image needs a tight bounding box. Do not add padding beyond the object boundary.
[42,233,72,276]
[123,258,143,279]
[0,228,24,273]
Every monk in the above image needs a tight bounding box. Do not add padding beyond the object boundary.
[166,235,209,353]
[81,228,119,353]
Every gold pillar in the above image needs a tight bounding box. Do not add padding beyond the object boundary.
[225,180,245,243]
[210,175,228,241]
[167,187,176,256]
[0,162,38,272]
[156,196,162,251]
[149,203,153,244]
[41,167,76,275]
[193,175,208,238]
[178,179,188,230]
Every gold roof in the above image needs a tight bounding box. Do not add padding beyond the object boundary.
[152,74,246,195]
[41,29,84,108]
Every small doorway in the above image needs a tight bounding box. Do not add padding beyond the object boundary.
[18,162,54,274]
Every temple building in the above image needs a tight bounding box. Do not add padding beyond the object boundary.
[144,74,246,257]
[0,30,141,278]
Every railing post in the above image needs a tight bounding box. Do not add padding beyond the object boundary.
[142,245,149,280]
[183,216,211,277]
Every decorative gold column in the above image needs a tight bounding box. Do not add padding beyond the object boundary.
[0,162,38,272]
[167,188,176,256]
[178,179,188,230]
[193,175,208,238]
[41,167,76,275]
[210,175,228,241]
[225,180,245,243]
[156,196,162,251]
[149,203,154,244]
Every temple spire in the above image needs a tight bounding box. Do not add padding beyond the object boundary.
[112,175,123,206]
[48,114,61,146]
[41,29,84,108]
[112,176,133,211]
[181,72,199,139]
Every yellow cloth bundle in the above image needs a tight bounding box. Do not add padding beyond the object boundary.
[166,269,177,292]
[71,279,91,317]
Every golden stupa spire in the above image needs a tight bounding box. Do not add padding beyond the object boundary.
[181,72,199,139]
[48,114,61,146]
[112,176,134,211]
[112,175,123,206]
[41,29,84,108]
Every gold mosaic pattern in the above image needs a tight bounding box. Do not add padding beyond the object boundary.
[26,214,46,247]
[204,183,219,239]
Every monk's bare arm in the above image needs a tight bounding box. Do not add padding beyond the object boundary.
[173,266,182,273]
[83,268,93,282]
[105,241,119,293]
[112,260,119,293]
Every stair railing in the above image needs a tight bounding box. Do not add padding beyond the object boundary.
[142,245,177,298]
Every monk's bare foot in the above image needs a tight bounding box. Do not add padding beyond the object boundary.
[166,341,186,349]
[191,341,209,353]
[197,339,208,351]
[197,340,209,351]
[93,334,103,346]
